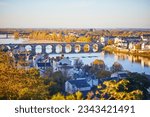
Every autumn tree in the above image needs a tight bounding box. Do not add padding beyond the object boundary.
[110,62,123,73]
[97,79,143,100]
[0,51,49,100]
[14,32,19,39]
[134,43,141,50]
[90,59,106,75]
[66,91,83,100]
[107,39,114,45]
[96,70,111,79]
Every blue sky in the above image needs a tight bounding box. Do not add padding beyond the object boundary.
[0,0,150,28]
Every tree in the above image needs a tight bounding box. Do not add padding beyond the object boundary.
[96,70,111,79]
[97,79,143,100]
[134,43,141,50]
[43,71,69,94]
[51,93,65,100]
[66,91,83,100]
[74,59,83,70]
[107,39,114,45]
[110,62,123,73]
[90,59,106,74]
[82,65,91,75]
[0,51,49,100]
[127,73,150,99]
[14,32,19,39]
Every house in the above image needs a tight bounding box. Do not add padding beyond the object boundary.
[141,34,150,41]
[141,42,150,50]
[86,76,98,87]
[128,42,135,49]
[123,36,141,42]
[53,57,72,72]
[37,62,51,70]
[114,37,124,44]
[58,57,71,65]
[65,75,98,94]
[118,41,128,48]
[53,57,74,77]
[111,71,128,80]
[12,46,26,54]
[100,36,109,45]
[65,78,91,94]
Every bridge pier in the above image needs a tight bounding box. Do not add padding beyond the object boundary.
[89,45,93,53]
[80,45,84,53]
[41,45,46,54]
[51,45,55,54]
[31,45,36,55]
[62,45,65,53]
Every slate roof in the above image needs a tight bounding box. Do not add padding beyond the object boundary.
[37,62,51,67]
[118,73,128,78]
[68,79,91,88]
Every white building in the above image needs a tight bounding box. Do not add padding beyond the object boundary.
[111,71,128,80]
[100,36,109,45]
[53,57,74,77]
[141,34,150,42]
[141,42,150,50]
[65,78,91,94]
[65,76,98,94]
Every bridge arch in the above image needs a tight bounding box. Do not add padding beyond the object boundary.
[83,44,90,52]
[65,44,72,53]
[56,44,62,53]
[46,45,52,53]
[25,45,32,51]
[93,44,99,52]
[35,45,42,54]
[75,44,81,53]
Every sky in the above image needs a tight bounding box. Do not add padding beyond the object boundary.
[0,0,150,28]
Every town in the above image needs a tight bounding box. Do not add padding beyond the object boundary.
[0,28,150,100]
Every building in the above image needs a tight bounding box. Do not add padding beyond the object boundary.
[37,62,51,70]
[65,78,91,94]
[53,57,72,72]
[141,42,150,50]
[141,34,150,41]
[111,71,128,80]
[53,57,74,77]
[114,37,124,44]
[123,37,141,42]
[12,46,26,54]
[65,75,98,94]
[100,36,109,45]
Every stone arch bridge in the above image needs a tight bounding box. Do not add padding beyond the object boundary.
[0,42,103,54]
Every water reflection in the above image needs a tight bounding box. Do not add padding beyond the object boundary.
[111,52,150,67]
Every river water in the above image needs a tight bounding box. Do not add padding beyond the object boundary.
[0,38,150,75]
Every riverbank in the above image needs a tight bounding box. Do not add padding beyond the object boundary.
[103,45,150,58]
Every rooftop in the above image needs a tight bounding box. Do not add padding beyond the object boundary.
[68,79,91,88]
[37,62,51,67]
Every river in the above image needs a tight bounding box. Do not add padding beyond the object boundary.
[0,38,150,75]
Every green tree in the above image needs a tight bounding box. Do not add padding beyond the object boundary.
[74,59,83,70]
